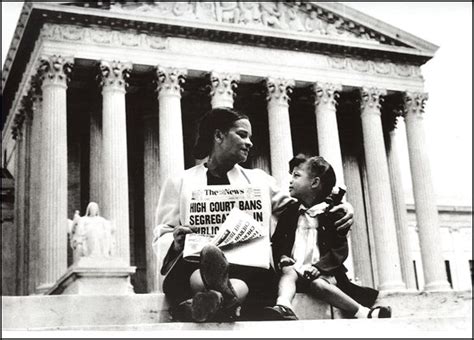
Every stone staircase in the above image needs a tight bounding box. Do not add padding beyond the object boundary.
[2,291,472,336]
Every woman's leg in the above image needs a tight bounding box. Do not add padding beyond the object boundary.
[163,258,198,305]
[190,269,249,303]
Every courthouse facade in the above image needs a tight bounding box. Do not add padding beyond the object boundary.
[2,2,471,297]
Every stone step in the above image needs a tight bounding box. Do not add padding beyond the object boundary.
[2,290,471,331]
[1,292,334,330]
[3,317,472,338]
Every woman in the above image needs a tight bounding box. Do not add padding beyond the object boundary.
[153,107,353,322]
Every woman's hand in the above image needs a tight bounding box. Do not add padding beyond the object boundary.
[330,202,354,236]
[172,225,196,252]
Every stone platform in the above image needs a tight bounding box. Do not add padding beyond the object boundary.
[2,290,471,336]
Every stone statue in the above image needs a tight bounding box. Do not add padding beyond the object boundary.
[68,202,115,262]
[215,2,240,24]
[260,2,288,30]
[305,10,327,34]
[238,2,261,25]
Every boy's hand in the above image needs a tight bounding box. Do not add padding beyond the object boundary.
[279,255,296,269]
[302,265,320,281]
[330,202,354,236]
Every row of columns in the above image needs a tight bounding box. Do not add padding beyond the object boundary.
[14,54,449,293]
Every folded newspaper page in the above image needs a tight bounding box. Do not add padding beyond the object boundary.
[182,185,271,269]
[184,208,264,260]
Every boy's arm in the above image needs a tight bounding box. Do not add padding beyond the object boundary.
[314,213,349,273]
[314,235,348,273]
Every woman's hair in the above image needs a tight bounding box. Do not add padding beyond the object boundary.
[289,153,336,198]
[193,107,249,159]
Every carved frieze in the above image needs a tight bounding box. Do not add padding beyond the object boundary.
[107,2,397,46]
[326,56,423,79]
[41,24,168,50]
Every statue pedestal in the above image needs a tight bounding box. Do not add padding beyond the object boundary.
[47,257,136,295]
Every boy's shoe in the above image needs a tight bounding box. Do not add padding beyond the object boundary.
[368,305,392,318]
[262,304,298,320]
[200,245,240,320]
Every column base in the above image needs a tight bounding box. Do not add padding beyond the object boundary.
[424,280,452,292]
[46,257,136,296]
[377,281,407,293]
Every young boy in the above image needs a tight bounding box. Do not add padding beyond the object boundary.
[264,154,391,320]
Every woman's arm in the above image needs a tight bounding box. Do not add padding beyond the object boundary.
[153,175,187,276]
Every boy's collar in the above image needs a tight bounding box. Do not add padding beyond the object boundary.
[298,201,329,217]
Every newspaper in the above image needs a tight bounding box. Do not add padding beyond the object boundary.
[182,185,271,269]
[183,208,264,260]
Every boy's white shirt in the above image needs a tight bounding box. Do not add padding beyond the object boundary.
[291,202,328,275]
[152,163,294,291]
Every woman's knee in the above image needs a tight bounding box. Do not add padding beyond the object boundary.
[230,279,249,302]
[190,269,205,293]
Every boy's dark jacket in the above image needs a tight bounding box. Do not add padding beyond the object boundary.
[271,201,378,308]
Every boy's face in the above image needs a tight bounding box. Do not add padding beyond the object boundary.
[289,162,317,202]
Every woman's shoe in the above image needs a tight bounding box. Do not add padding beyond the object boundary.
[169,298,194,322]
[191,290,223,322]
[368,306,392,318]
[200,245,240,320]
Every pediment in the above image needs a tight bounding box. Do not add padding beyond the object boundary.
[60,1,437,54]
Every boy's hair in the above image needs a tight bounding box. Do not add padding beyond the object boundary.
[289,153,336,199]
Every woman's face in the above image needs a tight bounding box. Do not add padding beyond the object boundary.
[217,118,253,164]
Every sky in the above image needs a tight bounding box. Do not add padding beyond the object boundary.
[2,2,472,207]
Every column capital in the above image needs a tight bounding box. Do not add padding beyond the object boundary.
[265,77,295,107]
[156,66,187,98]
[313,82,342,107]
[403,92,428,120]
[209,71,240,108]
[39,55,74,88]
[98,60,132,92]
[360,87,387,116]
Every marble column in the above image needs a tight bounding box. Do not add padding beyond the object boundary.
[13,106,28,295]
[313,82,345,187]
[209,71,240,109]
[28,87,42,294]
[342,155,374,287]
[143,113,160,292]
[386,115,417,290]
[89,109,102,205]
[403,92,450,291]
[99,60,132,263]
[36,55,73,293]
[265,77,295,188]
[156,66,187,183]
[359,87,405,291]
